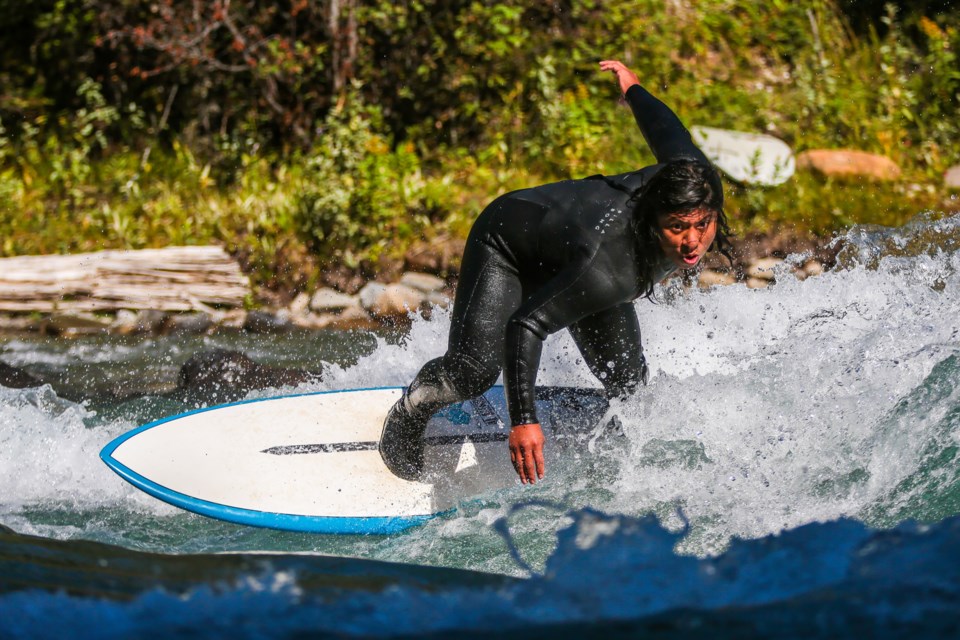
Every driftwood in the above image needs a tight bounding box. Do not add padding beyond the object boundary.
[0,246,250,312]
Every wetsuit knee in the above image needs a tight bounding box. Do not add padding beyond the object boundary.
[438,351,500,401]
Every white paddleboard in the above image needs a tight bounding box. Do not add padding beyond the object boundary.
[100,385,608,534]
[691,125,795,186]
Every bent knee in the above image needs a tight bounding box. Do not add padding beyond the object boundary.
[443,352,500,398]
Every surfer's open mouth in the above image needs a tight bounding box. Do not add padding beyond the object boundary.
[681,253,701,266]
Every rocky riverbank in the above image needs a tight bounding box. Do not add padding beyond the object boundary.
[0,230,839,339]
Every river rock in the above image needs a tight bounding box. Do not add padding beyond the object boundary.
[47,312,111,337]
[0,360,42,389]
[399,272,446,294]
[328,305,381,330]
[359,282,426,320]
[374,284,427,319]
[162,312,213,336]
[212,309,248,331]
[108,310,138,335]
[746,258,783,281]
[310,288,358,313]
[747,277,771,289]
[358,282,387,310]
[425,290,452,308]
[109,309,168,335]
[244,310,292,333]
[0,315,41,333]
[802,259,824,277]
[698,270,736,288]
[945,165,960,190]
[288,293,311,316]
[136,310,168,333]
[290,313,329,330]
[797,149,901,181]
[291,307,378,331]
[176,349,315,402]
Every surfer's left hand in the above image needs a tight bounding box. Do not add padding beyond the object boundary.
[509,423,545,484]
[599,60,640,95]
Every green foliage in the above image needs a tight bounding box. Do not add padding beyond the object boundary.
[727,173,940,235]
[293,90,435,269]
[0,0,958,294]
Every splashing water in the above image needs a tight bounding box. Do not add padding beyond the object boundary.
[1,215,959,632]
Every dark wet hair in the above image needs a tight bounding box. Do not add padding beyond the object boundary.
[607,160,732,297]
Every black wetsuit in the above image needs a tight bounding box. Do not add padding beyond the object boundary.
[388,84,710,463]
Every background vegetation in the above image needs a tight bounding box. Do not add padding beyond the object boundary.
[1,0,958,295]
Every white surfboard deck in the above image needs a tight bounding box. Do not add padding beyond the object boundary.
[691,125,795,186]
[100,385,608,534]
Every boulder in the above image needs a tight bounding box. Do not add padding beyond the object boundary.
[244,310,292,333]
[698,270,736,288]
[945,165,960,190]
[746,257,783,281]
[0,315,41,333]
[212,309,248,331]
[291,308,379,331]
[288,292,311,316]
[424,290,452,308]
[0,360,42,389]
[359,282,426,320]
[108,310,138,335]
[47,312,111,337]
[324,305,381,331]
[135,310,168,333]
[399,272,446,294]
[176,349,316,402]
[358,282,387,310]
[310,288,358,313]
[110,309,168,335]
[290,313,330,330]
[802,260,824,277]
[796,149,901,181]
[162,312,213,336]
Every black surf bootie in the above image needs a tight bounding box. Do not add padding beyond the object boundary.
[379,396,428,481]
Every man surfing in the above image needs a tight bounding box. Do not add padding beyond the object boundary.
[380,60,731,484]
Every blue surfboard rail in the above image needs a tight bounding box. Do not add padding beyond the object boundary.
[99,386,438,535]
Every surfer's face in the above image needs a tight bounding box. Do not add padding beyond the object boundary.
[657,209,717,270]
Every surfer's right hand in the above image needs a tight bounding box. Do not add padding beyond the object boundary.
[509,423,545,484]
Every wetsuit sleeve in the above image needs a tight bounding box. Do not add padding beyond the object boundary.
[503,252,625,426]
[625,84,709,165]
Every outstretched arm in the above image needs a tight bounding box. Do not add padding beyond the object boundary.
[599,60,708,165]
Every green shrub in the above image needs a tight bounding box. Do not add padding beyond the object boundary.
[293,90,433,268]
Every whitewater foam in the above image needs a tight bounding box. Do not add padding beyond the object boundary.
[0,214,958,565]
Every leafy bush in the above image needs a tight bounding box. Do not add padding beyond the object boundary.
[293,90,433,268]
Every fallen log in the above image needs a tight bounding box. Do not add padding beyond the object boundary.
[0,246,250,312]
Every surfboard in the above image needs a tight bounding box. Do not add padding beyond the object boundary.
[100,385,609,535]
[691,125,795,186]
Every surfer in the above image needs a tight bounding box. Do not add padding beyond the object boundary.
[380,60,732,483]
